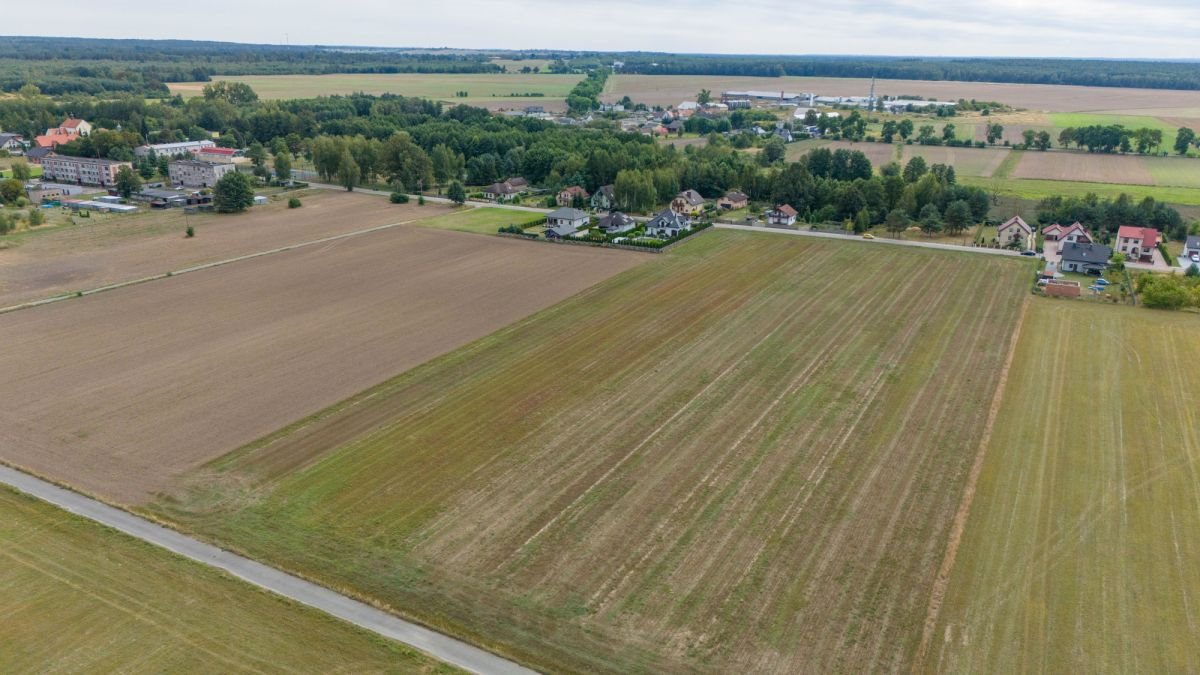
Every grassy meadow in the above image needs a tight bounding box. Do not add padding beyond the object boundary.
[412,207,543,235]
[0,486,456,673]
[152,230,1031,674]
[926,299,1200,673]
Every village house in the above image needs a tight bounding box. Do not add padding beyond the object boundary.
[1184,235,1200,264]
[136,140,217,159]
[996,215,1035,249]
[1116,225,1159,262]
[591,185,616,211]
[1041,222,1092,244]
[40,154,131,187]
[1059,242,1113,275]
[767,204,799,226]
[0,132,26,154]
[718,190,749,210]
[556,185,589,207]
[34,118,91,149]
[645,208,692,238]
[544,207,590,238]
[484,177,529,202]
[671,189,706,216]
[597,211,637,235]
[168,159,235,188]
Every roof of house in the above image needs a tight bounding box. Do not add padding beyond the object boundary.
[61,118,88,129]
[559,185,588,196]
[998,215,1033,233]
[506,177,528,188]
[1117,225,1159,248]
[722,191,748,202]
[1060,242,1113,266]
[1186,235,1200,251]
[676,189,705,206]
[486,181,521,195]
[1042,221,1089,237]
[771,204,799,217]
[595,184,614,197]
[648,208,691,229]
[546,207,589,221]
[598,211,635,229]
[34,130,74,148]
[0,132,23,144]
[25,147,53,160]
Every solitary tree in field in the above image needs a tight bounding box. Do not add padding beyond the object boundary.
[942,123,956,143]
[1175,127,1196,155]
[880,120,898,143]
[1022,129,1037,148]
[897,119,914,140]
[337,149,360,191]
[447,180,466,205]
[986,123,1004,145]
[0,178,22,204]
[213,171,256,213]
[115,166,142,199]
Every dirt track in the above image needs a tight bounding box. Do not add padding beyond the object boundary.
[0,192,451,308]
[0,225,643,504]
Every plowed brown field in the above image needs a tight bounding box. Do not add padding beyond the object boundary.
[0,226,642,503]
[155,230,1031,673]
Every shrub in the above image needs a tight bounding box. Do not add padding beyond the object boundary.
[27,208,45,227]
[418,195,426,206]
[287,197,302,209]
[185,225,195,238]
[389,192,409,204]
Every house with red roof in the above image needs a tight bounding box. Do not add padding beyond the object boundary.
[767,204,798,226]
[556,185,589,207]
[1116,226,1158,262]
[1041,222,1092,244]
[34,118,92,149]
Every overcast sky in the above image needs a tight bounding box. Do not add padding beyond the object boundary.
[9,0,1200,59]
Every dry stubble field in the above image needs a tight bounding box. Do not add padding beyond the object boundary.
[926,300,1200,673]
[0,487,457,673]
[153,231,1031,673]
[0,225,642,503]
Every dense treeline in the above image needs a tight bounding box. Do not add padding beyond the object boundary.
[0,37,500,96]
[1037,193,1188,242]
[613,55,1200,91]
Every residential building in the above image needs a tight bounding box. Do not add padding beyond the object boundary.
[544,207,590,238]
[25,146,53,164]
[484,178,528,202]
[1059,242,1112,275]
[768,204,799,226]
[0,133,26,154]
[60,118,92,136]
[136,140,217,158]
[1041,222,1092,244]
[645,209,692,238]
[34,117,90,148]
[718,191,749,210]
[40,154,131,187]
[597,211,636,234]
[666,120,684,134]
[1116,225,1159,262]
[1184,235,1200,262]
[671,189,706,216]
[197,146,237,162]
[168,159,235,188]
[591,185,616,211]
[997,215,1034,248]
[556,185,589,207]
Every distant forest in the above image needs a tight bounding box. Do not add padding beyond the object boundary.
[608,54,1200,91]
[2,37,1200,96]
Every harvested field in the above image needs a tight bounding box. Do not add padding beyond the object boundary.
[786,139,897,168]
[168,73,577,111]
[926,300,1200,673]
[900,145,1011,177]
[0,226,642,503]
[607,75,1200,113]
[1011,151,1155,186]
[0,191,451,308]
[154,231,1031,674]
[0,486,456,673]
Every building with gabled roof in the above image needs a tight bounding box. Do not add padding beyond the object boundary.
[1116,226,1158,262]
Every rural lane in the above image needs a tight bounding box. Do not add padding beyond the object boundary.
[0,464,536,675]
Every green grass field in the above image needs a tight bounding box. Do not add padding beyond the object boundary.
[926,299,1200,673]
[0,486,456,673]
[167,73,579,109]
[960,175,1200,206]
[413,207,544,234]
[152,230,1031,674]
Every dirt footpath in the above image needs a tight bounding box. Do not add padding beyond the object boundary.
[0,226,644,504]
[0,192,452,308]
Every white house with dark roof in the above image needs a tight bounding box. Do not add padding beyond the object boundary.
[645,209,692,238]
[544,207,590,238]
[597,211,636,234]
[997,215,1034,248]
[1059,242,1112,275]
[1183,235,1200,265]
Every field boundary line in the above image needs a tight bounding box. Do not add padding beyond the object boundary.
[714,223,1025,257]
[0,218,418,316]
[0,462,534,675]
[912,293,1031,672]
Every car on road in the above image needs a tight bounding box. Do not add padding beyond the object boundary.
[1020,250,1038,257]
[862,233,875,240]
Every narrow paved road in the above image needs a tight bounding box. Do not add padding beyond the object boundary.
[0,464,535,675]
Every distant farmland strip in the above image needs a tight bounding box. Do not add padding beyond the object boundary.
[155,231,1031,674]
[927,300,1200,673]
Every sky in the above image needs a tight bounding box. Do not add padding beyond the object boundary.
[7,0,1200,60]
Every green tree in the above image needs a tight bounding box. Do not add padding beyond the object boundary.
[336,149,361,191]
[986,123,1005,145]
[202,81,259,106]
[918,203,943,236]
[213,171,256,213]
[898,119,914,140]
[902,156,928,183]
[10,160,31,181]
[613,169,656,213]
[115,166,142,199]
[1035,130,1053,151]
[273,151,292,182]
[942,124,956,143]
[885,208,910,237]
[1022,129,1037,148]
[311,136,343,181]
[27,207,45,226]
[761,137,786,164]
[1175,127,1196,155]
[943,199,973,236]
[246,142,267,169]
[880,120,898,143]
[447,180,466,205]
[697,89,713,105]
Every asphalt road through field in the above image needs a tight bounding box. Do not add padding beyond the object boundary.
[0,464,535,675]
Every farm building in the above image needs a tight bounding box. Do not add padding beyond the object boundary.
[1059,242,1112,275]
[1116,226,1159,262]
[597,211,637,234]
[1041,222,1092,244]
[545,207,590,238]
[767,204,798,226]
[645,209,692,238]
[591,185,616,211]
[718,191,749,210]
[556,185,589,207]
[997,216,1035,249]
[671,189,706,216]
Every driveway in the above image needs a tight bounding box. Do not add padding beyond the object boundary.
[1043,240,1062,265]
[1127,248,1173,273]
